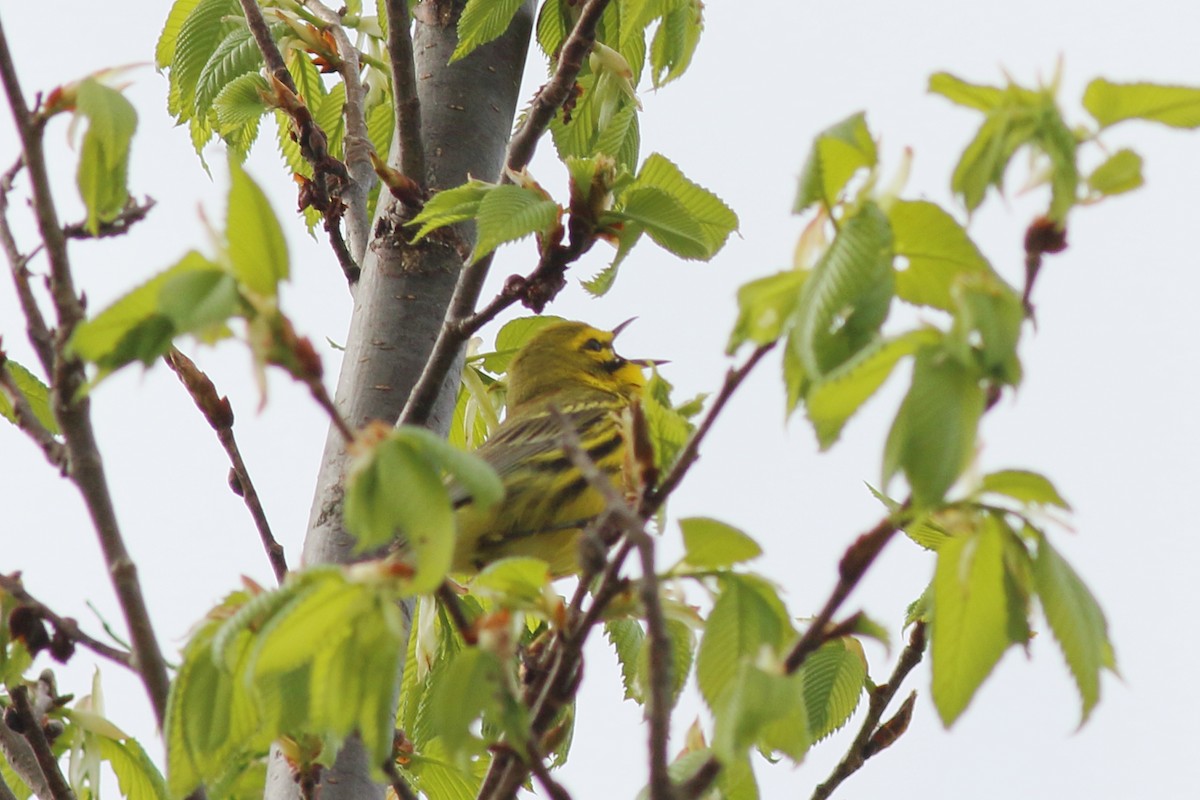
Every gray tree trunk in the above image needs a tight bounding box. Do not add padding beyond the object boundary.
[263,3,536,800]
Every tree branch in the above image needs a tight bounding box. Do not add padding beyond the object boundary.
[8,685,76,800]
[0,572,133,669]
[811,622,926,800]
[380,760,418,800]
[0,156,53,375]
[395,0,613,429]
[164,349,288,584]
[384,0,425,187]
[0,15,172,724]
[633,530,674,800]
[61,197,155,240]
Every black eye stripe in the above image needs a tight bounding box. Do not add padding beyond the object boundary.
[601,357,626,373]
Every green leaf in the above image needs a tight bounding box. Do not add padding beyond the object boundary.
[427,648,503,758]
[535,0,569,60]
[606,618,646,703]
[0,360,58,434]
[1034,534,1116,723]
[980,469,1071,510]
[469,185,562,264]
[397,425,504,511]
[312,81,347,161]
[650,0,703,87]
[883,347,984,508]
[792,202,894,377]
[167,0,240,123]
[226,158,289,297]
[407,180,495,242]
[68,251,223,377]
[928,72,1004,111]
[157,0,204,68]
[593,100,641,169]
[889,200,994,310]
[1083,79,1200,129]
[1087,148,1144,196]
[636,618,695,709]
[678,517,762,569]
[799,637,867,741]
[213,73,270,133]
[75,79,137,233]
[632,153,737,255]
[472,557,553,607]
[804,327,942,449]
[696,575,790,710]
[400,738,485,800]
[157,268,240,338]
[97,737,168,800]
[194,25,264,120]
[931,515,1014,725]
[451,0,525,62]
[794,112,877,214]
[610,186,709,258]
[726,269,807,354]
[950,273,1025,386]
[712,661,809,764]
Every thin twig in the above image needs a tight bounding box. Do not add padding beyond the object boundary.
[0,359,67,470]
[434,582,476,645]
[633,531,674,800]
[395,0,614,430]
[0,573,134,669]
[61,197,155,239]
[305,375,355,442]
[811,623,926,800]
[164,349,288,583]
[9,686,76,800]
[0,156,53,375]
[0,15,172,724]
[525,737,573,800]
[644,342,776,516]
[381,760,419,800]
[384,0,426,187]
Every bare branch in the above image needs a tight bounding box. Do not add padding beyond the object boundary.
[526,738,573,800]
[0,156,53,375]
[811,623,926,800]
[384,0,426,187]
[8,685,76,800]
[0,358,66,470]
[395,0,614,429]
[61,197,155,240]
[164,349,288,583]
[633,531,674,800]
[0,573,134,669]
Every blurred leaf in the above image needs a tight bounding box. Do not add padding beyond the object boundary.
[980,469,1071,510]
[650,0,703,87]
[727,269,807,354]
[889,200,993,310]
[712,662,809,764]
[794,112,877,214]
[75,79,137,233]
[472,557,552,608]
[951,273,1024,386]
[678,517,762,569]
[1086,148,1144,196]
[1083,79,1200,129]
[478,315,566,374]
[883,347,984,508]
[696,575,790,709]
[931,515,1013,725]
[226,158,289,297]
[97,737,168,800]
[0,360,57,434]
[427,648,503,759]
[1034,534,1116,723]
[928,72,1004,111]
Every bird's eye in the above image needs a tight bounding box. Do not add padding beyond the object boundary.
[583,338,605,352]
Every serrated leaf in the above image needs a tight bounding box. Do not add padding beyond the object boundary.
[712,661,808,764]
[805,327,941,449]
[726,269,807,354]
[157,0,204,68]
[696,575,790,710]
[931,516,1013,725]
[798,638,867,741]
[226,158,289,297]
[452,0,525,62]
[535,0,569,59]
[75,79,137,233]
[635,617,695,709]
[469,184,561,264]
[606,618,646,703]
[194,25,264,120]
[399,738,485,800]
[792,202,894,377]
[593,100,641,169]
[650,1,703,87]
[980,469,1071,510]
[632,153,737,254]
[168,0,240,123]
[610,186,708,258]
[794,112,877,214]
[927,72,1005,111]
[1034,535,1115,723]
[0,360,58,434]
[312,80,347,160]
[679,517,762,569]
[1083,79,1200,129]
[889,200,993,310]
[213,73,270,132]
[1087,148,1143,196]
[883,347,984,508]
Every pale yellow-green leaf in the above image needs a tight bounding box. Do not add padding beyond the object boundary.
[226,158,289,297]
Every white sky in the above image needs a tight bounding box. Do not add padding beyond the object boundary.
[2,1,1199,798]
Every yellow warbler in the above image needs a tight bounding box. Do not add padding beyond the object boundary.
[451,320,651,576]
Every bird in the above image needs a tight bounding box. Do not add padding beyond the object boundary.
[450,319,653,576]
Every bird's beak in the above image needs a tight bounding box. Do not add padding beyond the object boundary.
[611,319,667,368]
[611,317,637,338]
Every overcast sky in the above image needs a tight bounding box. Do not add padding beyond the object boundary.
[2,2,1199,798]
